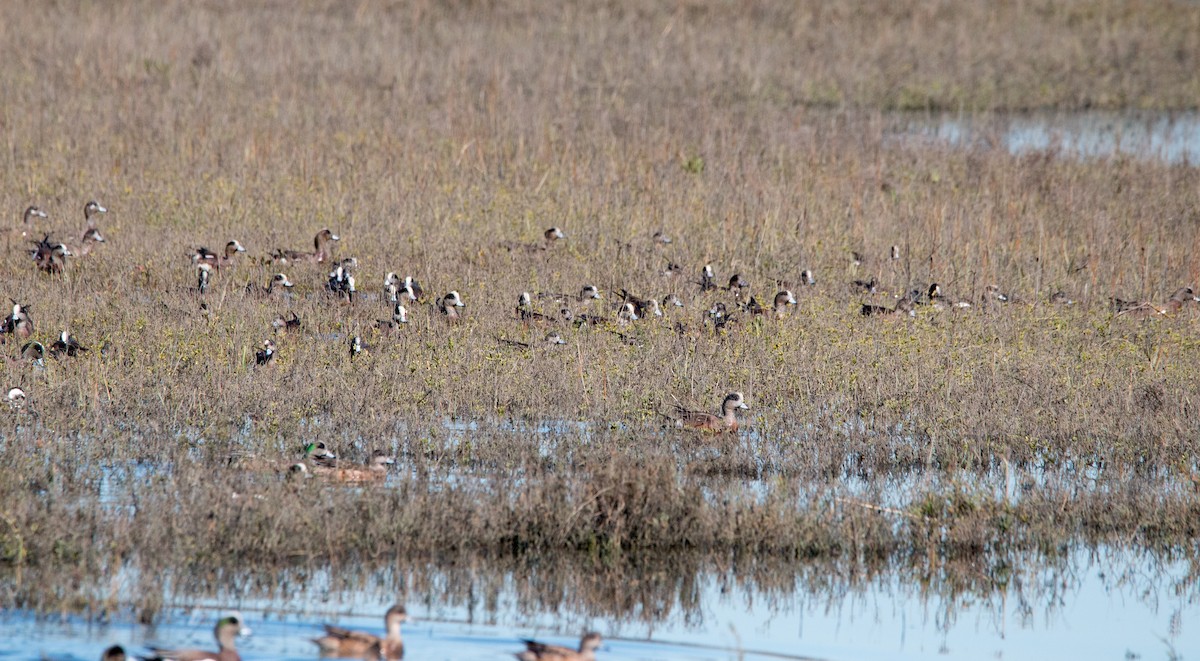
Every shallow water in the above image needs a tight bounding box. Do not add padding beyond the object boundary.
[4,546,1198,661]
[893,111,1200,163]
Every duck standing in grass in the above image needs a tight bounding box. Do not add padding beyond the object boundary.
[312,604,407,660]
[145,614,250,661]
[668,392,750,433]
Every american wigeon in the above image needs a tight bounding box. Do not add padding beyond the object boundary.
[617,289,659,318]
[6,387,26,408]
[982,285,1011,304]
[699,264,716,292]
[272,229,340,264]
[705,302,735,332]
[146,614,250,661]
[927,283,971,310]
[661,261,683,277]
[747,290,796,317]
[800,269,816,286]
[890,245,901,260]
[309,451,395,483]
[21,206,47,238]
[327,266,357,302]
[616,301,638,326]
[544,226,566,243]
[662,293,683,309]
[652,230,672,244]
[670,392,749,433]
[349,335,367,359]
[1115,286,1199,317]
[302,441,339,468]
[272,311,302,334]
[850,278,877,294]
[851,251,865,267]
[101,645,126,661]
[30,234,71,274]
[725,273,749,293]
[50,330,87,357]
[516,632,602,661]
[861,293,916,318]
[19,341,45,367]
[383,272,401,303]
[437,291,465,322]
[544,285,602,305]
[1048,290,1075,306]
[197,263,212,295]
[376,304,408,331]
[194,241,246,268]
[402,277,424,303]
[255,339,276,366]
[247,273,295,297]
[1,302,33,341]
[517,292,554,324]
[498,331,567,349]
[313,604,407,660]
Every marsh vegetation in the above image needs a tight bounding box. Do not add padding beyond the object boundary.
[1,1,1199,657]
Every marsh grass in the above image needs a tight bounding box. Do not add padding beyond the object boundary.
[1,0,1200,619]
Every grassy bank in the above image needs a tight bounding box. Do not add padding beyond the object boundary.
[0,0,1199,617]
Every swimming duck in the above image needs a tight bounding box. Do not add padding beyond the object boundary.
[516,632,602,661]
[100,645,126,661]
[255,340,276,366]
[146,614,250,661]
[669,392,749,433]
[437,291,465,322]
[272,228,340,264]
[312,604,407,660]
[308,450,395,483]
[50,330,88,358]
[247,273,295,297]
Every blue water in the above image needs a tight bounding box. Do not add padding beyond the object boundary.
[3,545,1197,660]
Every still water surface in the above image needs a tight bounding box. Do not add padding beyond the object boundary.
[3,546,1196,660]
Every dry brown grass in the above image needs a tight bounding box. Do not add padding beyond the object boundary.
[0,0,1199,618]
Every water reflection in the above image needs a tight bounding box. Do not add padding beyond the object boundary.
[3,546,1198,660]
[894,111,1200,163]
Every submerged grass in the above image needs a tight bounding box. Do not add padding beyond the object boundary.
[0,0,1199,618]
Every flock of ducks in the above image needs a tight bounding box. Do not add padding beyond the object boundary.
[88,608,602,661]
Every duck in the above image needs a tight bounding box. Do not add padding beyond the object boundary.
[100,645,126,661]
[982,284,1011,306]
[383,272,401,303]
[724,273,749,299]
[196,263,212,295]
[312,604,407,660]
[18,341,45,367]
[669,392,750,433]
[307,451,395,483]
[194,240,246,269]
[272,228,340,264]
[1,302,34,342]
[662,293,684,309]
[1048,290,1075,306]
[30,234,72,274]
[616,301,639,326]
[272,311,302,334]
[255,340,276,366]
[800,269,816,286]
[327,265,357,302]
[75,201,107,256]
[376,304,408,331]
[542,285,602,306]
[436,291,465,322]
[145,613,251,661]
[697,264,717,292]
[497,331,567,349]
[705,302,735,332]
[401,276,425,303]
[926,283,971,310]
[849,277,877,294]
[517,292,554,324]
[746,290,796,317]
[6,387,27,408]
[20,205,47,238]
[861,293,916,318]
[515,632,602,661]
[50,330,88,358]
[349,335,367,360]
[246,273,295,297]
[616,289,661,319]
[1115,286,1200,317]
